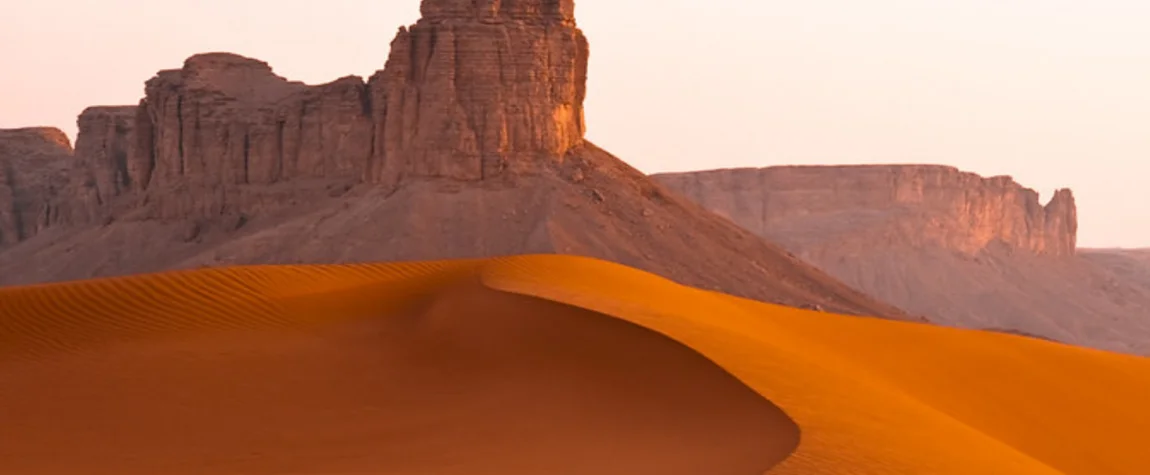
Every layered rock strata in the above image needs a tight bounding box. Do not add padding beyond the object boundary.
[366,0,587,186]
[655,165,1078,257]
[49,0,589,220]
[0,127,94,245]
[74,107,137,204]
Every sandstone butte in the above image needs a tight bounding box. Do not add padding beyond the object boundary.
[0,0,907,320]
[2,254,1149,474]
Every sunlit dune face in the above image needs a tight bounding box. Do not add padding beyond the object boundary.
[0,277,797,475]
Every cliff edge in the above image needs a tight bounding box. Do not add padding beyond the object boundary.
[656,165,1077,257]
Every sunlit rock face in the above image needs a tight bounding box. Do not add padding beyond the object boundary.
[365,0,588,187]
[656,165,1077,257]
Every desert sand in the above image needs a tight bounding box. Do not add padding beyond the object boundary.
[3,254,1150,474]
[0,267,794,474]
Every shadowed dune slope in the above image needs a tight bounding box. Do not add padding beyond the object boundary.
[3,254,1150,474]
[0,261,796,475]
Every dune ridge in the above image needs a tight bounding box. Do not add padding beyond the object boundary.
[3,254,1150,474]
[0,258,796,475]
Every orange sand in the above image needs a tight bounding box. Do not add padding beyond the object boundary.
[2,254,1150,474]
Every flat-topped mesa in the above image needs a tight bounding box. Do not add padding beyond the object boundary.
[132,52,371,207]
[137,52,308,192]
[420,0,575,24]
[365,0,588,186]
[654,165,1079,257]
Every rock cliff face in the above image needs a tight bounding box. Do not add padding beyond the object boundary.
[365,0,587,186]
[656,165,1078,257]
[115,1,586,216]
[128,54,367,218]
[655,166,1150,355]
[136,54,364,189]
[7,0,588,235]
[75,107,137,204]
[0,0,909,321]
[0,127,95,245]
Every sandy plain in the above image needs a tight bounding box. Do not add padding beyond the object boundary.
[2,254,1148,474]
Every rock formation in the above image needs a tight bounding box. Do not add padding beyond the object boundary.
[123,54,365,218]
[75,107,137,204]
[0,127,72,157]
[0,127,96,245]
[656,165,1078,257]
[365,0,586,187]
[655,166,1150,354]
[0,0,910,321]
[91,1,587,218]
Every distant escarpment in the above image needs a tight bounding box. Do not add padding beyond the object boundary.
[656,166,1150,355]
[656,165,1077,258]
[0,0,907,320]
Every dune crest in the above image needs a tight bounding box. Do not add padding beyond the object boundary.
[0,267,797,475]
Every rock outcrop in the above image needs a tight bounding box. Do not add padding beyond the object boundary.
[0,0,910,321]
[135,54,363,190]
[127,54,366,218]
[0,127,71,243]
[117,1,587,217]
[0,128,87,245]
[75,107,137,204]
[656,165,1078,257]
[655,166,1150,354]
[365,0,587,186]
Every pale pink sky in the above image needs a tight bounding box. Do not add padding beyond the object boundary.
[2,0,1147,248]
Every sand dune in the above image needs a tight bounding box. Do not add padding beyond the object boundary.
[0,264,795,475]
[3,254,1150,474]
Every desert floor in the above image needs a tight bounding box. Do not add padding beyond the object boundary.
[2,254,1148,474]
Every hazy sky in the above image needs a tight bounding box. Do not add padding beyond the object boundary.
[2,0,1147,247]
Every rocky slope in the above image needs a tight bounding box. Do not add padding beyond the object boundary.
[0,0,907,320]
[655,165,1078,257]
[1082,249,1150,295]
[655,166,1150,354]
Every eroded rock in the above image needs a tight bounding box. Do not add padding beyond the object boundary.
[655,165,1078,257]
